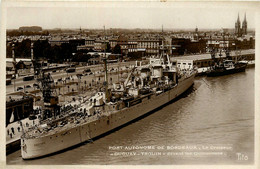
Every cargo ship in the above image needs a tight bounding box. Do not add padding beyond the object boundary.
[206,47,247,77]
[206,59,247,77]
[21,54,196,159]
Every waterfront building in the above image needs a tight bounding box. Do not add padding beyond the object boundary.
[77,38,95,51]
[6,95,34,127]
[69,39,85,47]
[128,39,138,53]
[137,38,161,56]
[109,38,118,49]
[171,38,190,55]
[176,60,195,70]
[77,45,89,51]
[117,35,128,55]
[49,37,69,46]
[94,40,104,51]
[6,58,33,75]
[84,38,95,50]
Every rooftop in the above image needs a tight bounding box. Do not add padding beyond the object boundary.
[6,58,32,62]
[171,49,255,61]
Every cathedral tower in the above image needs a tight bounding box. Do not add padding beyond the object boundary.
[242,13,247,35]
[235,13,241,36]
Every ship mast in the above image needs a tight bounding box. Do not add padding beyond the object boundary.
[223,32,230,60]
[12,43,17,75]
[33,53,59,121]
[103,26,110,102]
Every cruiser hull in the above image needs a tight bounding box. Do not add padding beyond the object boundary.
[21,73,195,159]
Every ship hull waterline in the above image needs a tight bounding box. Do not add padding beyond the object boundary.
[21,73,195,160]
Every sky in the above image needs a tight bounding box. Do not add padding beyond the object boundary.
[5,1,258,30]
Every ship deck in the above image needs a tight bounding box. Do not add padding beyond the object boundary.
[23,71,196,139]
[23,111,111,139]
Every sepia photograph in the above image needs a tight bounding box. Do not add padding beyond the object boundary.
[1,0,259,168]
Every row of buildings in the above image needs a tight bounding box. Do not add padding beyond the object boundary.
[7,33,254,59]
[77,36,163,56]
[6,14,254,59]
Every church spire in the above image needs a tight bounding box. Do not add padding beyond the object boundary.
[242,12,247,35]
[243,13,247,23]
[237,13,240,23]
[235,13,242,37]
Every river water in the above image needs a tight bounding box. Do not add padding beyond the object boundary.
[6,68,254,165]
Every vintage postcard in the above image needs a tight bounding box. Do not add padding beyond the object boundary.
[1,0,259,169]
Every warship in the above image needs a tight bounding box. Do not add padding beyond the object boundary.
[21,54,196,159]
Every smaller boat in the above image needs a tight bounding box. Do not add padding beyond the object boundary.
[206,47,247,77]
[207,60,247,77]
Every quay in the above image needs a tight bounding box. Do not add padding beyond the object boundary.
[6,117,40,154]
[171,49,255,75]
